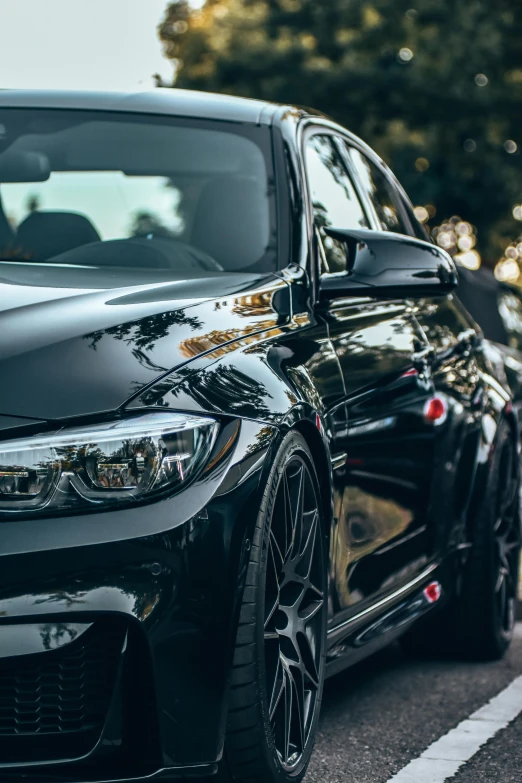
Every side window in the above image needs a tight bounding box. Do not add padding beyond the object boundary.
[305,134,369,273]
[348,147,410,235]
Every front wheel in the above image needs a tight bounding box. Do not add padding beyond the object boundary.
[220,432,327,783]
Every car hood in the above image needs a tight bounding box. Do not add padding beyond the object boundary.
[0,263,289,421]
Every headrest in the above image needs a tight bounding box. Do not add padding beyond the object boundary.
[16,211,101,261]
[191,177,269,271]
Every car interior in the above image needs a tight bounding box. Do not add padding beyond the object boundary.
[0,112,275,275]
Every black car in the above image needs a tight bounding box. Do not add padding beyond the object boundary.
[0,89,518,783]
[458,266,522,433]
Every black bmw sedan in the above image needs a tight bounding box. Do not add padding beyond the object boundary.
[0,89,518,783]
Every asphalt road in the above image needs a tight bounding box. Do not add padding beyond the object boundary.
[305,625,522,783]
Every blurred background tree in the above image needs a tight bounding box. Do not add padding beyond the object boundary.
[158,0,522,271]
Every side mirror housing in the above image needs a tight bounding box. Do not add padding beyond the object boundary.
[319,228,458,301]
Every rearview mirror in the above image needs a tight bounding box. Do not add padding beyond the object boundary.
[0,151,50,183]
[319,228,458,301]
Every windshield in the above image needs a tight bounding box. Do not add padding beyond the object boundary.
[0,109,277,279]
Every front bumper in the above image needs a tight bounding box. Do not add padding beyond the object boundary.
[0,417,275,782]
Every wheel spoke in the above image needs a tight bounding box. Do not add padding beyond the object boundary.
[283,669,293,765]
[299,598,324,624]
[304,661,319,690]
[269,656,285,721]
[282,472,294,558]
[265,599,279,630]
[308,582,324,599]
[495,567,508,594]
[297,630,320,689]
[291,668,306,753]
[270,530,285,573]
[296,509,318,578]
[288,466,304,560]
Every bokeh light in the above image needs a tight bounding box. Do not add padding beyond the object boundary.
[415,157,429,172]
[414,205,429,223]
[495,258,520,282]
[432,216,481,270]
[475,73,488,87]
[455,250,481,270]
[398,47,414,62]
[494,235,522,283]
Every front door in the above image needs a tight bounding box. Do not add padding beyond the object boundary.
[325,298,436,618]
[303,129,438,622]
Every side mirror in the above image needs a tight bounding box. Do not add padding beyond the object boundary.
[319,228,458,301]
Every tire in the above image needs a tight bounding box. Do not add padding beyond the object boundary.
[402,420,521,661]
[219,431,328,783]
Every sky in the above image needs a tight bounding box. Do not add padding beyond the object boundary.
[0,0,202,91]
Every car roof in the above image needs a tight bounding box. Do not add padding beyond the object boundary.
[0,88,281,125]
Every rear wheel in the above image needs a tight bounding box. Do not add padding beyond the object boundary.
[220,432,327,783]
[402,421,520,661]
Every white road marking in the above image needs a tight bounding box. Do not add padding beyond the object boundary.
[386,624,522,783]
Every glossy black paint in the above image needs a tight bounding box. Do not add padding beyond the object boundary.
[320,228,458,299]
[0,89,515,782]
[0,265,289,419]
[457,266,522,437]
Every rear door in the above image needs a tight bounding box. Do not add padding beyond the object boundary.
[304,129,439,621]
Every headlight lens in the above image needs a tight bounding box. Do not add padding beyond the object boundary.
[0,412,218,514]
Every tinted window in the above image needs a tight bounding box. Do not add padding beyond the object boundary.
[0,109,276,277]
[305,134,369,273]
[349,148,409,234]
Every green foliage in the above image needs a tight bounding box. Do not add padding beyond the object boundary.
[159,0,522,264]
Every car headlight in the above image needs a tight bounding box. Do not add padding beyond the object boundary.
[0,412,218,514]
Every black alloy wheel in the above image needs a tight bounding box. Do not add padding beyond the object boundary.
[493,438,520,642]
[220,432,327,783]
[263,456,325,771]
[401,420,521,661]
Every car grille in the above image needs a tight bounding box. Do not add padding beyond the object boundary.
[0,621,124,762]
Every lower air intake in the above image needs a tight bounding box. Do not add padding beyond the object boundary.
[0,620,125,763]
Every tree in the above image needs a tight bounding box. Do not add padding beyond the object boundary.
[159,0,522,266]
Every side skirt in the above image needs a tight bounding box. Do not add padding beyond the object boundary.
[325,563,445,679]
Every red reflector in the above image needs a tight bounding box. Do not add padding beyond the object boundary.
[424,396,446,423]
[401,367,418,378]
[424,581,442,604]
